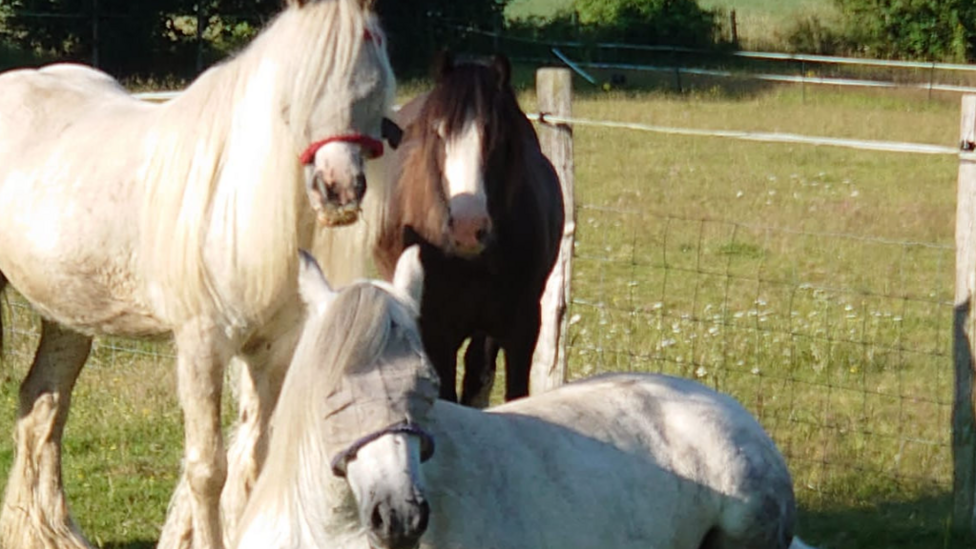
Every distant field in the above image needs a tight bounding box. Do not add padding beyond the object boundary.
[504,0,840,50]
[504,0,572,20]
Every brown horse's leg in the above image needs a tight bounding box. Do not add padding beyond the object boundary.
[502,304,542,402]
[0,320,93,549]
[460,333,499,408]
[423,330,459,402]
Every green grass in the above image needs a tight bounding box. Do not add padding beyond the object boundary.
[0,76,972,548]
[504,0,573,21]
[504,0,842,51]
[699,0,841,50]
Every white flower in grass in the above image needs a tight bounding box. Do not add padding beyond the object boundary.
[660,339,676,349]
[694,366,707,378]
[569,314,582,326]
[751,366,761,375]
[736,191,744,198]
[851,190,860,198]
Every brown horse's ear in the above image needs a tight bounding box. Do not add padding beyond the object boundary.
[432,50,455,82]
[491,55,511,89]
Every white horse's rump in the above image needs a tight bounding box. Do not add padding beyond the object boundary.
[234,250,816,549]
[0,1,394,548]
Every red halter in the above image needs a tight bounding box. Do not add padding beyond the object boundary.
[299,134,384,165]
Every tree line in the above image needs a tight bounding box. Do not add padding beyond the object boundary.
[1,0,974,78]
[0,0,501,77]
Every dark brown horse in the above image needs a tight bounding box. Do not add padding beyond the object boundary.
[374,54,564,406]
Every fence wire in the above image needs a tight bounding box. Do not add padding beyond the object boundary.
[551,108,957,532]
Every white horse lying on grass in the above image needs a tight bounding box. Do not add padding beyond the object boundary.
[234,246,817,549]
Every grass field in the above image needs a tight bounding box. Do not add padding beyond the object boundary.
[0,71,972,548]
[504,0,841,50]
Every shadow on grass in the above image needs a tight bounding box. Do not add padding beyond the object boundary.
[96,494,975,549]
[798,491,975,549]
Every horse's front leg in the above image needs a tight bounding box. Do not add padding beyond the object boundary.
[502,302,542,402]
[0,321,93,549]
[421,326,460,402]
[159,318,233,549]
[220,309,302,546]
[460,332,500,408]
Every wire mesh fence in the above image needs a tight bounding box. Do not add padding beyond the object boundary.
[565,195,954,522]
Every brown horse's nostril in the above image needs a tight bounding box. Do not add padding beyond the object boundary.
[475,228,489,244]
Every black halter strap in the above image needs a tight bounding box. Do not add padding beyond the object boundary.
[330,420,436,478]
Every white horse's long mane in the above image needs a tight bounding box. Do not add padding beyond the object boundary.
[234,283,417,546]
[140,0,390,327]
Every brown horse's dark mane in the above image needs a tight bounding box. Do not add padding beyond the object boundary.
[381,58,528,260]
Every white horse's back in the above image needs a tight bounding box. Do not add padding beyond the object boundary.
[421,373,796,549]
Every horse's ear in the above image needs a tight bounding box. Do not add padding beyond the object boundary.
[432,50,454,82]
[491,54,512,89]
[381,117,403,150]
[393,245,424,310]
[298,250,336,313]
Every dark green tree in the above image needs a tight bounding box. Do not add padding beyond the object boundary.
[374,0,506,75]
[833,0,976,61]
[573,0,717,47]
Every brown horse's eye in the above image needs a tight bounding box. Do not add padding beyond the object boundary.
[432,119,447,139]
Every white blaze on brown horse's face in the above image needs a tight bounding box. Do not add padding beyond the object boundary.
[441,114,492,257]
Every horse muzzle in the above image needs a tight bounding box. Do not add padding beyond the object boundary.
[304,140,369,227]
[447,194,493,258]
[307,169,366,227]
[365,492,430,549]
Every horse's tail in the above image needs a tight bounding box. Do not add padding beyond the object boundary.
[789,536,817,549]
[309,152,391,286]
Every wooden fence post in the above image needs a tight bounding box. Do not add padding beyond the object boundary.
[531,68,575,395]
[954,93,976,535]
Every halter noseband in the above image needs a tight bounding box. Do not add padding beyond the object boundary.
[331,420,436,478]
[300,135,385,165]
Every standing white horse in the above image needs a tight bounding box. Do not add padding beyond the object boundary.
[234,248,816,549]
[0,0,394,547]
